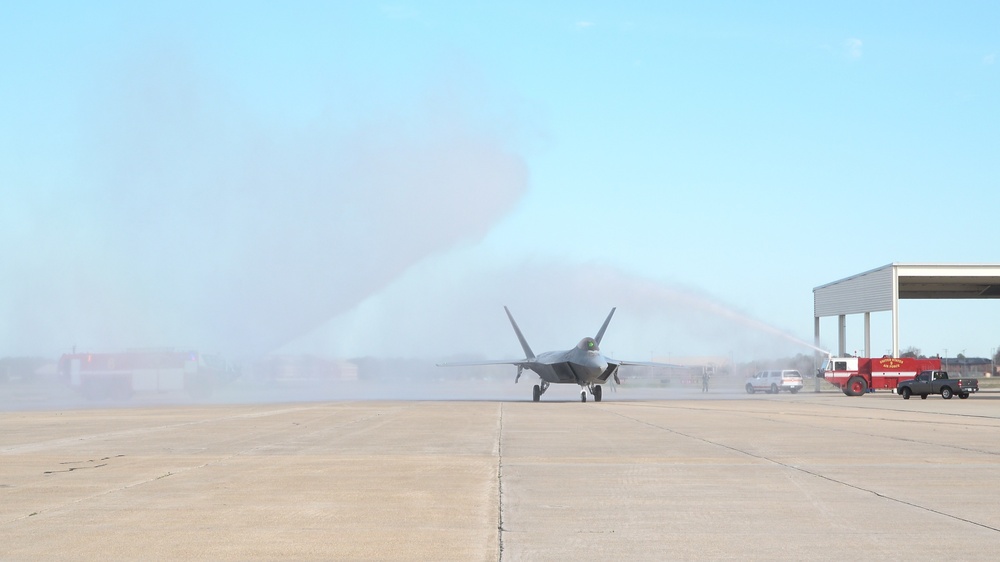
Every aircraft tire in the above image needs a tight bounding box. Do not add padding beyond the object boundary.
[594,385,602,402]
[580,390,586,403]
[532,385,540,402]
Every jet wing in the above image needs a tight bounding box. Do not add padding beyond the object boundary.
[599,358,689,384]
[606,358,689,369]
[437,359,533,368]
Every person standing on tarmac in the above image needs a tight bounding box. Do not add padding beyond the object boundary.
[701,368,710,393]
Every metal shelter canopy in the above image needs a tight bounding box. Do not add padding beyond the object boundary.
[813,263,1000,358]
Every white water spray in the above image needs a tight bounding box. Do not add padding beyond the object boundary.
[683,295,830,355]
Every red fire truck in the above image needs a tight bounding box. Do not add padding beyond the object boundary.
[58,350,231,400]
[818,355,941,396]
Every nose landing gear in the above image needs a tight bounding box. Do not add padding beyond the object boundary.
[583,384,602,402]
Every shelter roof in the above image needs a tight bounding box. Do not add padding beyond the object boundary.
[815,263,1000,299]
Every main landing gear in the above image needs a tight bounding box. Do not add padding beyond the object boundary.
[530,382,603,402]
[532,380,550,402]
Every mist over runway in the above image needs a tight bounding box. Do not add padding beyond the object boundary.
[4,393,1000,560]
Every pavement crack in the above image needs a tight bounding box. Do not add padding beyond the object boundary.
[45,457,118,474]
[497,402,505,562]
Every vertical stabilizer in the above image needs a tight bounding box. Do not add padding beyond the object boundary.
[503,306,535,359]
[594,307,616,346]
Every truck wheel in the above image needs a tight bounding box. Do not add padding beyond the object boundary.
[188,379,213,400]
[959,393,969,399]
[83,381,106,401]
[770,383,779,394]
[941,387,953,399]
[846,377,868,397]
[745,384,755,394]
[900,387,911,399]
[110,383,133,401]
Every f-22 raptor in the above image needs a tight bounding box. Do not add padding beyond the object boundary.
[440,307,679,402]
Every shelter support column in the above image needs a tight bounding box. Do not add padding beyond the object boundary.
[838,314,846,356]
[814,316,820,354]
[892,310,899,358]
[891,264,899,358]
[864,312,871,357]
[815,316,822,393]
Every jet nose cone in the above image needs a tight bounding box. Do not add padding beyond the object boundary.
[588,354,608,370]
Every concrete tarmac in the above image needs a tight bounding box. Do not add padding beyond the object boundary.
[4,387,1000,560]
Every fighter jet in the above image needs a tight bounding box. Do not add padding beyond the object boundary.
[439,307,680,402]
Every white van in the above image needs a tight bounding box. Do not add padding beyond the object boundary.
[745,370,803,394]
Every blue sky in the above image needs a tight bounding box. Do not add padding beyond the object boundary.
[2,2,999,361]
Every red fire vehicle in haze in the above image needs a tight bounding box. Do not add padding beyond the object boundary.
[58,349,232,400]
[818,355,941,396]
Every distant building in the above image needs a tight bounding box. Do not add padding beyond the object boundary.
[624,356,730,386]
[251,355,358,382]
[940,357,993,378]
